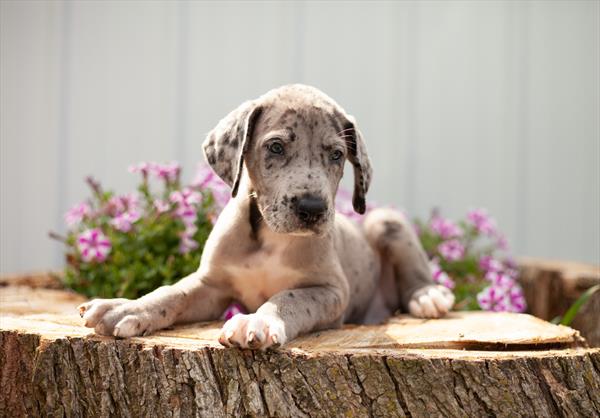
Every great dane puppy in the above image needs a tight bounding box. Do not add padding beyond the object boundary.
[78,84,454,349]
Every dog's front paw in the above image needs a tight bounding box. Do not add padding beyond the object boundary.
[78,299,155,337]
[219,312,287,350]
[408,285,455,318]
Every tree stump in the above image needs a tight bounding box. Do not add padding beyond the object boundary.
[1,286,599,417]
[519,257,600,346]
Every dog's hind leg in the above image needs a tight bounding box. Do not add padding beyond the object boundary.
[363,208,454,318]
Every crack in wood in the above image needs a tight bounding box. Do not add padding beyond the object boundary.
[2,328,599,417]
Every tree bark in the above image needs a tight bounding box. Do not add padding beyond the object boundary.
[1,261,599,418]
[1,308,599,418]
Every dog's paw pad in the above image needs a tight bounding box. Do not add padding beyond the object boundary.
[408,285,455,318]
[219,313,287,350]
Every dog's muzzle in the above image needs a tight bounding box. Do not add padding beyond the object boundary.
[294,195,327,225]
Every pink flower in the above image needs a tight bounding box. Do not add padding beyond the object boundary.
[77,228,111,262]
[477,280,527,313]
[430,261,455,289]
[65,202,91,227]
[165,186,203,252]
[477,285,509,312]
[177,206,197,226]
[438,239,465,261]
[479,255,503,273]
[110,210,141,233]
[179,225,199,254]
[108,196,126,214]
[505,267,519,279]
[151,161,180,183]
[485,271,515,288]
[496,234,509,251]
[128,162,151,177]
[335,187,377,223]
[108,193,139,216]
[130,161,180,182]
[429,216,463,239]
[504,257,519,271]
[192,164,220,189]
[170,188,202,207]
[170,188,202,227]
[179,235,198,254]
[192,164,231,209]
[507,285,527,312]
[467,208,497,235]
[221,302,248,320]
[336,188,363,222]
[121,193,139,209]
[153,199,170,213]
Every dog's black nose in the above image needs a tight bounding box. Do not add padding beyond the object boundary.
[295,195,327,224]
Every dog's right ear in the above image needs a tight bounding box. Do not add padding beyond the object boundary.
[203,100,263,197]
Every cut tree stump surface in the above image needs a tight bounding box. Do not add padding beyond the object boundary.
[1,286,600,417]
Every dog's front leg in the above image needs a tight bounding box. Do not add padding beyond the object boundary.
[219,285,346,349]
[78,271,230,337]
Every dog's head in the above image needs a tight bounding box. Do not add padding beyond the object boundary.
[203,84,372,235]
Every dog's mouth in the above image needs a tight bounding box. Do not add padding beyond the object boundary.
[292,218,331,235]
[288,229,319,237]
[263,216,327,236]
[258,202,331,236]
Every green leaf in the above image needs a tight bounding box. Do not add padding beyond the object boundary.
[560,284,599,326]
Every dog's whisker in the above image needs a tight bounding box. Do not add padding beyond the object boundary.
[335,127,356,136]
[336,131,354,137]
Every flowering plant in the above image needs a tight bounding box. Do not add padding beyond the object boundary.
[52,162,229,299]
[414,209,526,313]
[53,160,525,314]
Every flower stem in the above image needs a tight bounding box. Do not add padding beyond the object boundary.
[48,231,68,243]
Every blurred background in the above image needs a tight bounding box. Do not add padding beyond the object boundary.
[1,0,598,273]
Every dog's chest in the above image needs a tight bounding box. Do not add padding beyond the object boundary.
[226,239,303,312]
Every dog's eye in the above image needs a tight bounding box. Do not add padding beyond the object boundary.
[268,142,284,155]
[330,150,343,161]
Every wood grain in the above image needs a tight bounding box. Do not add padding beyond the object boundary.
[1,289,599,417]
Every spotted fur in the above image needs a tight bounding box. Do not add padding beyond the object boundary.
[78,85,454,349]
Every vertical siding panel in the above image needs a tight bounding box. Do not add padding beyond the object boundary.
[0,1,63,273]
[1,1,598,272]
[412,2,520,248]
[512,1,531,257]
[181,1,298,179]
[175,0,190,164]
[300,2,409,207]
[402,2,420,216]
[63,1,179,207]
[525,1,599,263]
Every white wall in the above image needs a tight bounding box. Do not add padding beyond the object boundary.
[1,0,598,273]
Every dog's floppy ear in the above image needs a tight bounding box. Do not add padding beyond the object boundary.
[203,100,263,197]
[339,114,372,214]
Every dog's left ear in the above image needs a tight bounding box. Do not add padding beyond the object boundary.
[203,100,263,197]
[339,114,373,214]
